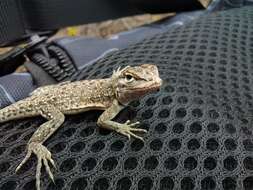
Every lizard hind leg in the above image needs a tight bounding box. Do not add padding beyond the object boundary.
[15,105,64,190]
[16,142,56,190]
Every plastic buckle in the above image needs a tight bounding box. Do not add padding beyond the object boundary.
[0,35,48,64]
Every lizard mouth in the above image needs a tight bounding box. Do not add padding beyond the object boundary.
[128,82,162,92]
[133,79,162,90]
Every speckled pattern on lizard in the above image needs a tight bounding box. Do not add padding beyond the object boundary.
[0,64,162,190]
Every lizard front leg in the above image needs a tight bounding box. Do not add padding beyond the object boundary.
[15,105,65,190]
[97,100,147,141]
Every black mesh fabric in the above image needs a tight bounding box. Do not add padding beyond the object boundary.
[1,6,253,190]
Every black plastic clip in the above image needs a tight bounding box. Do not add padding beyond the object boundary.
[0,35,48,76]
[0,35,47,63]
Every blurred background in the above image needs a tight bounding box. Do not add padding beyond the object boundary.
[0,0,210,54]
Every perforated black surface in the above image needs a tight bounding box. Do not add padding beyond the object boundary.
[1,6,253,190]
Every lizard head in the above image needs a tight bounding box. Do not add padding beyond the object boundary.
[112,64,162,104]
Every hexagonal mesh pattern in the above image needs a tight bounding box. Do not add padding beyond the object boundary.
[1,6,253,190]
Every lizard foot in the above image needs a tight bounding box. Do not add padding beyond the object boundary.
[117,120,147,141]
[15,142,56,190]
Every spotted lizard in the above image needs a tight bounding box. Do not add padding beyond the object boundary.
[0,64,162,190]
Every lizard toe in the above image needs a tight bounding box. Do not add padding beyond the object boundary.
[118,124,146,141]
[128,131,144,141]
[35,158,42,190]
[121,131,131,140]
[129,128,147,133]
[43,158,55,183]
[124,120,131,125]
[15,149,32,173]
[29,143,56,190]
[129,121,140,127]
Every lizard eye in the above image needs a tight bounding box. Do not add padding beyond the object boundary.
[125,74,134,82]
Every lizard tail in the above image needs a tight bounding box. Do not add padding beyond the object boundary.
[0,102,38,123]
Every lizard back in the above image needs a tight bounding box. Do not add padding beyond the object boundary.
[0,78,116,122]
[32,79,115,113]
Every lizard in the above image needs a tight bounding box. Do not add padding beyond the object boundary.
[0,64,162,190]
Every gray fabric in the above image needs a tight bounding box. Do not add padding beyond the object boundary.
[54,11,205,70]
[0,73,35,108]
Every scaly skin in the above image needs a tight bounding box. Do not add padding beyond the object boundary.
[0,64,162,190]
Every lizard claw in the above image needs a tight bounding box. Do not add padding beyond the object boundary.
[15,148,32,173]
[124,120,131,125]
[118,121,147,141]
[129,121,141,127]
[16,142,56,190]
